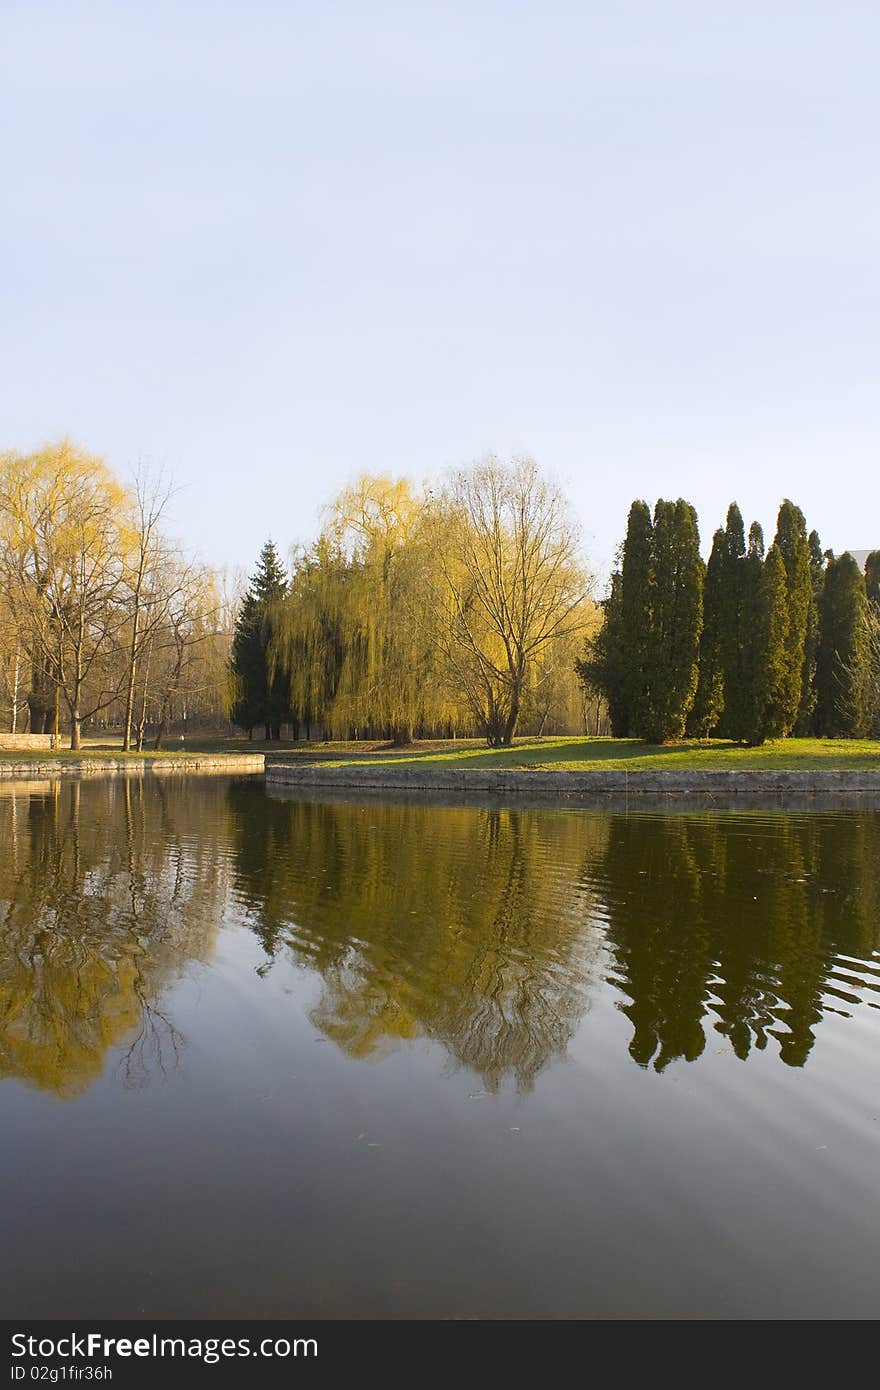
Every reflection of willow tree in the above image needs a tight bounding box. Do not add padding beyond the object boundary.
[228,785,607,1090]
[600,812,880,1069]
[0,778,230,1096]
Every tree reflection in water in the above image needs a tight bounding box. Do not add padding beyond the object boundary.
[2,778,878,1098]
[229,785,607,1091]
[242,788,880,1078]
[598,810,880,1069]
[0,778,228,1096]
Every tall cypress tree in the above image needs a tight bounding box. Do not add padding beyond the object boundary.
[641,499,703,743]
[734,522,766,743]
[747,542,790,744]
[231,540,291,739]
[620,501,654,736]
[795,529,825,735]
[772,500,811,735]
[815,553,869,736]
[717,504,747,739]
[688,527,726,737]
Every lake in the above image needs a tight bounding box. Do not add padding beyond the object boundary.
[1,776,878,1319]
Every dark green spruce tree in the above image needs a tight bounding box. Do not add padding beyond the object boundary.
[815,553,869,736]
[640,499,704,743]
[231,540,291,739]
[688,526,726,737]
[772,500,812,735]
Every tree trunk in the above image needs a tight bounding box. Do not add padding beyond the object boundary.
[70,708,81,750]
[501,687,521,746]
[264,721,271,740]
[123,620,139,751]
[11,649,20,733]
[154,693,171,750]
[27,700,47,735]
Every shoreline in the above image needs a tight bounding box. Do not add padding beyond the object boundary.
[265,761,880,797]
[0,754,265,777]
[2,752,878,796]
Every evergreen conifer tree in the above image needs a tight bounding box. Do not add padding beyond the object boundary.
[620,501,654,736]
[748,542,789,744]
[688,527,726,737]
[231,540,291,739]
[772,500,811,734]
[815,553,869,736]
[795,529,825,734]
[734,522,766,743]
[641,499,703,742]
[716,504,747,739]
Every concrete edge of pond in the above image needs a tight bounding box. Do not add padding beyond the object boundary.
[265,761,880,797]
[0,754,266,777]
[265,781,880,814]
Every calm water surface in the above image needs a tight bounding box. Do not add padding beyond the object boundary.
[1,776,879,1319]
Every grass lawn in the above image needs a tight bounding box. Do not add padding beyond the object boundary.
[269,735,880,771]
[2,734,879,770]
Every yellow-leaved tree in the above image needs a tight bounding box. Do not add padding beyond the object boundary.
[0,441,138,748]
[425,456,591,745]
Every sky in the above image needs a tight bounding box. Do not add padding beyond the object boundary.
[2,1,877,588]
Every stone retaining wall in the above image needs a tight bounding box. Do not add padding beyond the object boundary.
[0,754,265,778]
[265,761,880,796]
[0,733,70,751]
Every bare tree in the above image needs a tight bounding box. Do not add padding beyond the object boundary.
[151,565,228,748]
[122,464,178,750]
[426,456,591,745]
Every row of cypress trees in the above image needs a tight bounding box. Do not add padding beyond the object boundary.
[583,499,877,745]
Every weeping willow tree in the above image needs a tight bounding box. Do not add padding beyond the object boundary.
[269,464,591,744]
[272,536,346,739]
[272,477,457,742]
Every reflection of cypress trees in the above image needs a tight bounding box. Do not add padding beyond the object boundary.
[601,818,712,1067]
[230,789,608,1090]
[600,812,880,1070]
[5,781,875,1095]
[0,779,228,1095]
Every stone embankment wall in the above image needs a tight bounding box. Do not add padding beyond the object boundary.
[265,761,880,796]
[0,734,70,751]
[0,754,265,778]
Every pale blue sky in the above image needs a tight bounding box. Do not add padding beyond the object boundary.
[2,1,877,585]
